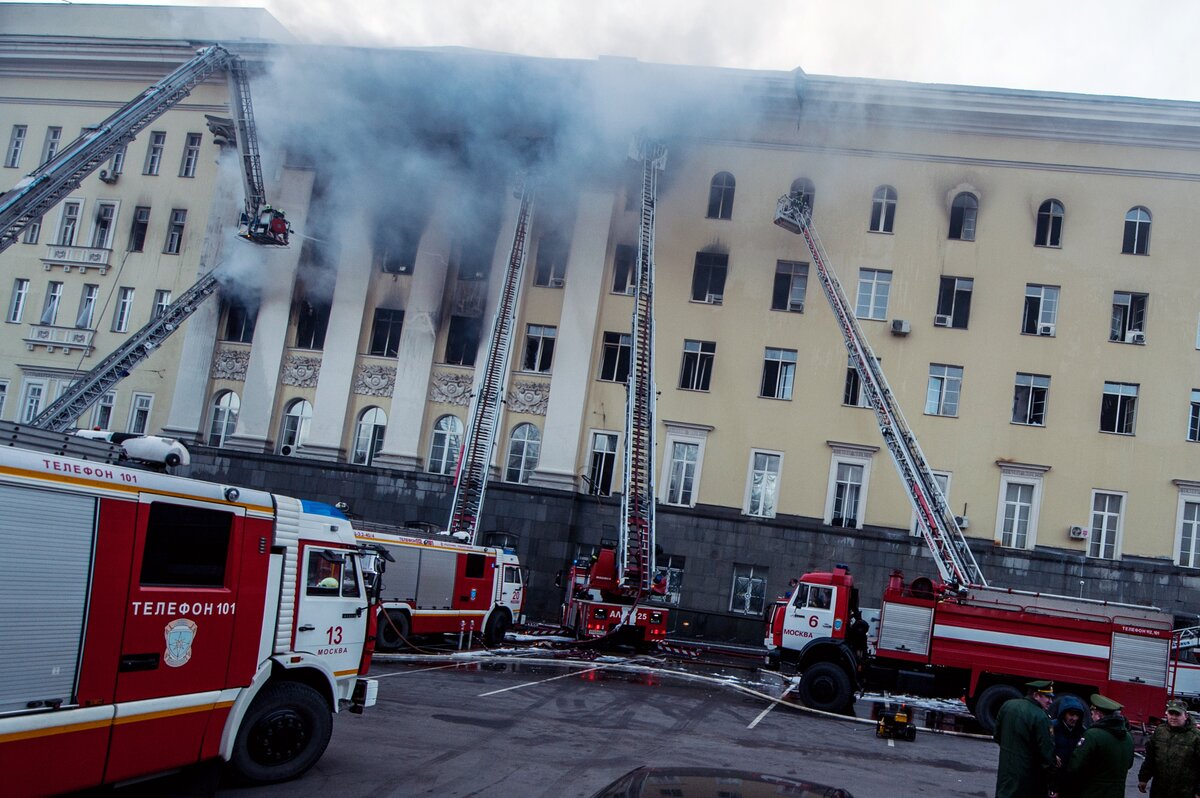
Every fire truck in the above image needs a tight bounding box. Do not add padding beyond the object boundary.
[765,192,1173,732]
[0,434,378,794]
[559,139,670,645]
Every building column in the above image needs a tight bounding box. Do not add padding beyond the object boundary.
[224,166,314,452]
[300,214,372,461]
[528,188,615,490]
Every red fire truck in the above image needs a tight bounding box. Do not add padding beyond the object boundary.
[0,443,378,794]
[355,528,524,648]
[561,542,670,644]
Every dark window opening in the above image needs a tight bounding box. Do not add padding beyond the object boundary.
[294,297,331,350]
[691,252,728,304]
[222,296,259,344]
[612,244,635,295]
[369,308,405,357]
[534,233,568,287]
[139,503,232,587]
[465,553,486,579]
[446,315,481,366]
[949,192,978,241]
[599,331,631,383]
[706,172,735,219]
[1035,200,1064,247]
[936,277,973,329]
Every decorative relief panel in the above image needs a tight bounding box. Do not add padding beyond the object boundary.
[353,364,396,397]
[211,347,250,382]
[429,371,473,406]
[509,380,549,415]
[282,354,321,387]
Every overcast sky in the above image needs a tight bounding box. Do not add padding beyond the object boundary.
[19,0,1200,102]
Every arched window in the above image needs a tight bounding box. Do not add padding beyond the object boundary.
[1035,200,1064,248]
[790,178,816,215]
[870,186,898,233]
[949,192,978,241]
[706,172,735,220]
[505,423,540,483]
[278,399,312,455]
[351,406,387,465]
[428,414,463,475]
[1123,206,1151,255]
[207,390,240,448]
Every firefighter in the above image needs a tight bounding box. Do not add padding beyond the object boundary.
[1137,699,1200,797]
[1067,694,1135,798]
[993,679,1056,798]
[269,209,288,245]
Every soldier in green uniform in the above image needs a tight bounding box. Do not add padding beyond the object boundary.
[993,679,1056,798]
[1067,693,1135,798]
[1137,698,1200,797]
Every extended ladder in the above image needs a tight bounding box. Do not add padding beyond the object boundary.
[619,141,667,597]
[774,192,987,590]
[446,181,535,544]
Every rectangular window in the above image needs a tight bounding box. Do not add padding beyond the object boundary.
[1088,491,1123,560]
[445,315,481,366]
[772,260,808,312]
[599,331,631,383]
[651,554,685,606]
[1110,291,1148,343]
[143,131,166,175]
[587,432,618,496]
[522,324,556,372]
[369,308,405,357]
[112,287,134,332]
[128,206,150,252]
[1179,500,1200,568]
[935,277,973,328]
[108,143,126,177]
[1100,381,1138,435]
[1190,390,1200,442]
[729,564,767,616]
[19,379,46,423]
[1000,482,1034,548]
[843,358,872,408]
[152,290,172,320]
[760,347,797,400]
[745,451,782,518]
[1023,284,1060,335]
[41,281,63,325]
[89,202,117,249]
[75,284,99,329]
[41,126,62,165]
[139,503,232,587]
[8,279,28,323]
[5,125,26,168]
[925,364,963,417]
[1013,373,1050,426]
[294,296,331,350]
[57,201,81,247]
[374,224,420,275]
[533,234,567,287]
[305,549,358,598]
[127,393,152,434]
[91,391,115,430]
[611,244,635,295]
[179,132,202,178]
[0,381,7,420]
[666,441,699,506]
[22,217,41,245]
[222,296,258,343]
[678,339,715,391]
[855,269,891,320]
[164,208,186,254]
[690,252,727,304]
[831,462,863,527]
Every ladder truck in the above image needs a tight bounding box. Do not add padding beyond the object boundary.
[560,141,669,646]
[359,179,534,650]
[764,192,1173,731]
[0,45,285,432]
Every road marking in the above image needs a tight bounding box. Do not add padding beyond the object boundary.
[478,666,607,696]
[747,684,797,729]
[887,738,895,748]
[374,663,464,679]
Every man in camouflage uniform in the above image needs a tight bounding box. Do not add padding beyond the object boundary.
[993,679,1056,798]
[1137,699,1200,797]
[1067,694,1135,798]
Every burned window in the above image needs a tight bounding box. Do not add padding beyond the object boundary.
[534,233,568,287]
[949,192,978,241]
[612,244,635,295]
[294,297,330,350]
[374,225,420,275]
[691,252,727,304]
[369,308,405,357]
[140,503,232,588]
[222,295,259,344]
[445,315,481,366]
[935,277,973,329]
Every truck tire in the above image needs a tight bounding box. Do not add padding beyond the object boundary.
[483,609,511,646]
[376,610,410,652]
[797,662,853,713]
[974,683,1021,733]
[229,682,332,785]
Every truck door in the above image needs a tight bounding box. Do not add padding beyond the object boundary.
[295,545,368,679]
[107,497,245,782]
[500,561,524,618]
[790,584,837,641]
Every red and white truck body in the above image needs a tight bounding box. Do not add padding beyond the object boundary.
[0,445,377,795]
[355,528,524,648]
[561,546,669,645]
[766,568,1172,730]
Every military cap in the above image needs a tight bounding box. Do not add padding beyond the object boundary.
[1166,699,1188,714]
[1025,680,1055,694]
[1090,693,1122,712]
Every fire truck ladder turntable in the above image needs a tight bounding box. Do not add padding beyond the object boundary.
[773,192,987,590]
[446,181,536,545]
[619,140,667,598]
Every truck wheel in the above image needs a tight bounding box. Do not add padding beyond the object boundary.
[974,683,1021,733]
[484,609,511,646]
[229,682,332,785]
[376,610,410,652]
[797,662,853,713]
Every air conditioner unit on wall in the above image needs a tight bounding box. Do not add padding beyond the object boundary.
[1126,330,1146,344]
[954,515,970,529]
[933,314,951,327]
[1068,525,1089,540]
[706,293,723,305]
[891,319,911,336]
[1038,323,1055,337]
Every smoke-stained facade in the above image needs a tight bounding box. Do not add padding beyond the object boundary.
[4,4,1200,636]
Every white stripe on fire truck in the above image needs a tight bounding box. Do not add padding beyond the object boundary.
[933,623,1109,659]
[0,693,235,743]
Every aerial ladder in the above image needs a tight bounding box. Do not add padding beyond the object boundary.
[773,192,987,590]
[0,45,283,431]
[445,180,535,544]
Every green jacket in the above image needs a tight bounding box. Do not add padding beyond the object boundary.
[993,695,1055,798]
[1137,717,1200,798]
[1067,715,1135,798]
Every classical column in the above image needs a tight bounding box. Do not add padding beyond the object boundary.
[528,188,616,490]
[223,166,314,452]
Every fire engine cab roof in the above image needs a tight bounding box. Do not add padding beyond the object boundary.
[800,569,854,587]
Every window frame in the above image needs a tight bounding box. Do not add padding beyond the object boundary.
[855,269,892,320]
[1189,390,1200,443]
[533,233,568,288]
[56,200,82,247]
[598,331,631,383]
[771,260,808,313]
[586,430,619,496]
[1122,206,1151,255]
[744,449,783,519]
[163,208,187,255]
[127,392,153,435]
[994,473,1041,550]
[351,407,387,466]
[1110,291,1147,343]
[5,124,26,169]
[759,347,797,401]
[89,201,118,250]
[678,339,715,392]
[8,278,29,324]
[823,445,874,529]
[128,206,150,252]
[143,131,166,176]
[706,172,735,220]
[19,378,46,424]
[949,192,978,241]
[179,132,202,178]
[1035,199,1064,248]
[1088,490,1125,560]
[521,324,557,373]
[41,281,63,326]
[869,185,897,233]
[1100,381,1139,435]
[111,286,134,333]
[1022,284,1060,336]
[1012,373,1050,427]
[444,315,480,367]
[660,424,709,508]
[935,276,973,329]
[690,252,728,304]
[278,399,313,455]
[427,414,463,476]
[207,390,240,447]
[368,307,405,358]
[1174,483,1200,568]
[75,284,99,329]
[925,364,964,417]
[611,244,635,295]
[504,423,541,484]
[41,126,62,165]
[729,563,768,616]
